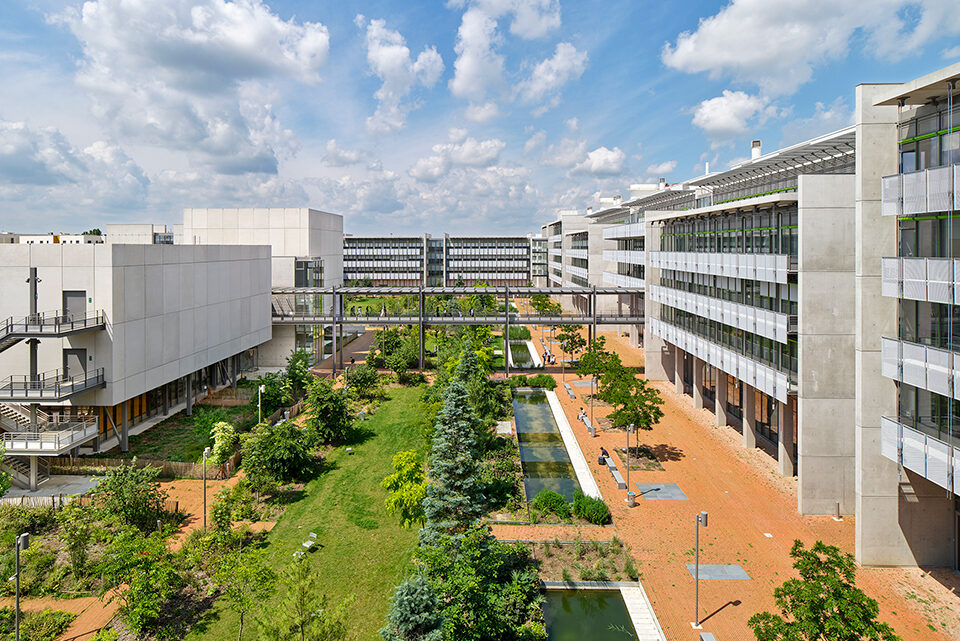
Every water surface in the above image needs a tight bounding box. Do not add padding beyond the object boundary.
[544,590,637,641]
[513,390,581,501]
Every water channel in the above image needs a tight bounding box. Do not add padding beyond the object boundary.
[512,389,581,501]
[509,340,535,368]
[543,589,637,640]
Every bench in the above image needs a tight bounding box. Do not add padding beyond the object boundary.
[603,456,627,490]
[583,416,593,430]
[563,382,576,399]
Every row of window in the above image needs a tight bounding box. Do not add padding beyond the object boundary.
[660,273,798,315]
[659,208,799,256]
[898,216,960,259]
[899,104,960,173]
[899,300,960,350]
[898,382,960,445]
[617,238,644,251]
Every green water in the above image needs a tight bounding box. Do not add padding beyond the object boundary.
[544,590,637,641]
[513,390,581,501]
[510,340,535,368]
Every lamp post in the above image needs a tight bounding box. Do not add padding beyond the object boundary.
[626,423,634,500]
[202,447,211,531]
[257,384,265,424]
[693,511,709,629]
[12,532,29,641]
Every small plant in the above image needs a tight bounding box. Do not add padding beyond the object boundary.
[541,541,553,558]
[624,556,639,580]
[574,537,585,560]
[561,567,573,583]
[610,535,623,552]
[572,490,610,525]
[531,489,571,520]
[594,564,609,582]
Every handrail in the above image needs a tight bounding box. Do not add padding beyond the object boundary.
[0,368,106,399]
[0,309,105,338]
[1,421,99,452]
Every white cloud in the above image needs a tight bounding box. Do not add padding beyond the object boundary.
[357,15,444,134]
[692,90,774,144]
[566,117,579,132]
[517,42,587,106]
[323,139,364,166]
[942,45,960,59]
[779,97,854,146]
[662,0,960,96]
[539,137,587,169]
[409,135,507,181]
[408,155,450,182]
[571,146,626,176]
[524,130,546,154]
[464,101,501,123]
[52,0,330,173]
[646,160,677,175]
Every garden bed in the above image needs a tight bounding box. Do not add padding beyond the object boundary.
[531,537,639,582]
[614,445,665,472]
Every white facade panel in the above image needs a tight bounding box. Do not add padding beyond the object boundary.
[925,438,951,491]
[901,426,926,475]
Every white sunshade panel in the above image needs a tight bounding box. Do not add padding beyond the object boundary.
[901,426,926,475]
[925,438,951,491]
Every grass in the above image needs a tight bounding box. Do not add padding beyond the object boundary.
[185,386,425,641]
[92,404,257,463]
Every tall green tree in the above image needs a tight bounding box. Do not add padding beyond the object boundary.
[380,573,444,641]
[0,444,10,497]
[259,555,352,641]
[215,548,277,641]
[92,462,169,532]
[555,326,586,381]
[420,380,486,545]
[382,450,428,528]
[284,349,313,401]
[600,365,664,438]
[576,336,619,398]
[749,540,900,641]
[303,377,353,446]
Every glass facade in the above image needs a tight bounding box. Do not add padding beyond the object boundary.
[659,207,798,259]
[899,103,960,172]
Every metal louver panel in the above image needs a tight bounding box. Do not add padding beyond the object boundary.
[901,426,926,475]
[925,438,951,491]
[903,171,927,215]
[925,258,953,304]
[880,337,900,381]
[954,448,960,494]
[924,345,952,396]
[900,341,926,388]
[879,416,899,462]
[901,258,927,301]
[880,257,900,298]
[926,166,953,213]
[881,174,901,217]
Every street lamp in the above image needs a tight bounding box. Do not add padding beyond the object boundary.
[257,384,265,423]
[11,532,29,641]
[625,423,634,505]
[202,447,212,531]
[693,511,709,629]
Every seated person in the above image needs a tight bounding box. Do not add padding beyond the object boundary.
[598,447,609,465]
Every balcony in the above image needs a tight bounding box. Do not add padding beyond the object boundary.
[880,416,960,493]
[603,222,645,239]
[880,257,960,303]
[0,310,106,355]
[602,272,644,289]
[881,164,960,216]
[648,318,792,403]
[649,285,790,343]
[566,248,588,260]
[602,249,645,265]
[0,368,106,402]
[548,247,562,258]
[1,418,100,456]
[880,337,960,400]
[649,251,789,284]
[565,264,589,280]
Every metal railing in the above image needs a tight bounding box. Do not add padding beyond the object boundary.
[881,164,960,216]
[1,421,100,454]
[0,309,105,338]
[0,368,106,400]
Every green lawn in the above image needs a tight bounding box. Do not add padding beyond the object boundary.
[185,386,425,641]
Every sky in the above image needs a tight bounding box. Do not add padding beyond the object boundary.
[0,1,959,236]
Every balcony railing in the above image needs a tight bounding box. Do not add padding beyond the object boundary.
[1,420,100,455]
[0,310,105,339]
[648,317,792,403]
[0,368,106,401]
[603,222,645,239]
[880,256,960,304]
[880,336,960,400]
[602,272,644,289]
[881,164,960,216]
[649,251,790,284]
[602,249,645,265]
[649,284,790,343]
[880,416,960,494]
[566,248,588,260]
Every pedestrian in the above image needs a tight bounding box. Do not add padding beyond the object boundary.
[598,447,609,465]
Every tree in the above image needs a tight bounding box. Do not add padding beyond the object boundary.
[284,349,313,401]
[242,421,315,488]
[555,326,586,381]
[601,367,663,434]
[58,502,92,577]
[0,444,10,498]
[210,421,238,465]
[380,573,443,641]
[91,461,169,532]
[303,377,352,446]
[252,371,287,416]
[259,555,352,641]
[102,528,182,633]
[215,547,277,641]
[81,228,102,236]
[382,450,427,528]
[420,380,486,545]
[346,362,380,399]
[576,337,619,400]
[748,540,900,641]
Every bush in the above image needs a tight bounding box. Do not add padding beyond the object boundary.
[303,377,352,446]
[102,528,182,633]
[250,371,287,416]
[0,607,75,641]
[506,374,528,388]
[572,491,610,525]
[242,421,316,488]
[345,362,380,399]
[531,489,570,520]
[508,326,531,340]
[210,421,237,465]
[526,374,556,390]
[91,462,169,532]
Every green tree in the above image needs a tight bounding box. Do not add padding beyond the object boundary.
[210,421,238,465]
[284,349,313,401]
[259,555,352,641]
[600,366,664,435]
[0,444,10,498]
[382,450,427,528]
[576,336,618,397]
[101,528,182,633]
[555,326,586,381]
[420,380,486,545]
[242,421,315,488]
[91,462,169,532]
[748,540,900,641]
[380,573,444,641]
[346,362,380,399]
[58,502,92,578]
[252,371,287,416]
[81,228,102,235]
[215,547,277,641]
[303,377,353,446]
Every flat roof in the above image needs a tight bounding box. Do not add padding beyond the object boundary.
[874,62,960,106]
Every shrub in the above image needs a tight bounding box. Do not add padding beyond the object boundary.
[0,607,75,641]
[250,371,287,416]
[346,362,380,399]
[526,374,557,390]
[572,491,610,525]
[210,421,237,465]
[303,377,352,446]
[284,349,312,401]
[211,491,233,532]
[102,528,182,633]
[624,556,638,580]
[58,502,92,578]
[531,489,570,520]
[508,326,531,340]
[91,462,169,532]
[241,421,315,488]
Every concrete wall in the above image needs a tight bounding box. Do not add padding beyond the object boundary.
[642,219,671,381]
[796,173,857,515]
[0,243,272,407]
[853,83,956,566]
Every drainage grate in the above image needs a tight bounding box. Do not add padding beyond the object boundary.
[635,482,688,500]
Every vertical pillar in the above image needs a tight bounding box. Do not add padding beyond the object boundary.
[338,324,344,369]
[778,397,795,476]
[418,288,425,370]
[331,286,338,377]
[692,357,704,409]
[715,372,728,427]
[504,286,510,376]
[231,355,237,389]
[743,385,757,449]
[674,345,684,395]
[120,400,129,452]
[185,373,193,417]
[162,383,169,416]
[29,456,38,491]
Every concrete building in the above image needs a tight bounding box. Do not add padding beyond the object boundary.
[342,234,546,286]
[0,242,271,489]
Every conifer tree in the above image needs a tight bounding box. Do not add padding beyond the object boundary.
[380,574,444,641]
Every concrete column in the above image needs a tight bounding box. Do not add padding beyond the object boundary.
[715,372,728,427]
[778,398,794,477]
[29,456,38,491]
[162,383,169,416]
[186,373,193,417]
[120,401,129,453]
[743,384,757,449]
[692,358,704,409]
[674,346,684,395]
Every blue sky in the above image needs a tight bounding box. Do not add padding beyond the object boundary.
[0,0,958,236]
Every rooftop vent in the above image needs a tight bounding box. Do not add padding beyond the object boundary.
[751,140,762,160]
[658,177,666,190]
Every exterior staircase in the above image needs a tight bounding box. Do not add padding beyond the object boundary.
[0,455,49,489]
